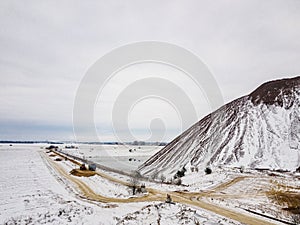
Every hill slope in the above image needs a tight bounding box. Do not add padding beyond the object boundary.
[138,76,300,177]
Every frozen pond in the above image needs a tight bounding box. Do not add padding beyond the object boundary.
[62,144,163,172]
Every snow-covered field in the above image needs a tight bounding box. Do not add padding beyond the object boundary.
[203,170,300,224]
[116,202,241,225]
[0,144,153,224]
[0,144,100,224]
[1,144,298,225]
[0,144,241,225]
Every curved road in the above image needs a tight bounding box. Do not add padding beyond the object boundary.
[43,151,277,225]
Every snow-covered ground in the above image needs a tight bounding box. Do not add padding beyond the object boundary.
[0,144,153,224]
[57,157,132,199]
[1,144,298,224]
[196,169,300,224]
[0,144,244,225]
[116,202,242,225]
[0,144,99,224]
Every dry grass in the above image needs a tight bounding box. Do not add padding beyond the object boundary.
[70,169,96,177]
[267,181,300,213]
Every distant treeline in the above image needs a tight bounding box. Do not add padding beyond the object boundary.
[129,141,167,146]
[0,140,168,146]
[0,141,64,144]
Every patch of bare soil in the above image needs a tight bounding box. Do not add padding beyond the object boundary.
[267,188,300,213]
[70,169,96,177]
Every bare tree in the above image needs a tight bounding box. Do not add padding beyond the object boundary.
[130,171,140,195]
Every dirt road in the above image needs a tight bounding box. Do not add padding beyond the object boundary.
[43,151,276,225]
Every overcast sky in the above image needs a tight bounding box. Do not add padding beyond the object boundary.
[0,0,299,141]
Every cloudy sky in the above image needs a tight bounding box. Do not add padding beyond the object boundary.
[0,0,299,141]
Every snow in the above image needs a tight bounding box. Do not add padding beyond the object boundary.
[196,169,300,224]
[116,202,242,225]
[139,80,300,178]
[0,144,99,224]
[0,144,152,224]
[57,159,132,199]
[0,145,231,225]
[1,144,298,224]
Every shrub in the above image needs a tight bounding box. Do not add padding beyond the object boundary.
[174,166,187,179]
[205,167,212,174]
[240,166,245,173]
[173,178,182,185]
